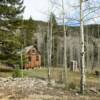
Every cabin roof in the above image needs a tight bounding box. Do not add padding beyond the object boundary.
[17,45,40,54]
[24,46,34,54]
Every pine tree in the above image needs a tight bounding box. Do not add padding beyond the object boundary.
[0,0,24,28]
[0,0,24,66]
[21,17,37,46]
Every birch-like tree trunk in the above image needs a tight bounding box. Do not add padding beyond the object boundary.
[62,0,67,86]
[47,1,53,83]
[47,21,52,83]
[49,13,53,79]
[80,0,86,94]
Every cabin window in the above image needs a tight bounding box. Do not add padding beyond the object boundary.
[32,49,35,53]
[28,56,31,61]
[36,55,39,61]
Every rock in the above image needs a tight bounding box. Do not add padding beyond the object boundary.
[75,93,79,96]
[97,88,100,92]
[0,77,67,99]
[50,80,56,86]
[89,87,98,94]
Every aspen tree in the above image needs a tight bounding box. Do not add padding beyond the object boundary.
[62,0,67,86]
[80,0,86,94]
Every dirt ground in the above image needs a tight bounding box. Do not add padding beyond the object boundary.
[0,78,99,100]
[0,94,100,100]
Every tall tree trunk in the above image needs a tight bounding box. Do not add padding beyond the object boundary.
[80,0,86,94]
[62,0,67,86]
[56,40,58,66]
[47,1,52,83]
[21,45,23,78]
[47,20,52,83]
[49,13,53,80]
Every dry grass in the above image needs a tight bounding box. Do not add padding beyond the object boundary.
[19,67,100,90]
[0,66,99,89]
[0,67,100,100]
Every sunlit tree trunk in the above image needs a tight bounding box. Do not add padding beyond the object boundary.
[80,0,86,94]
[47,21,52,83]
[47,1,53,83]
[62,0,67,86]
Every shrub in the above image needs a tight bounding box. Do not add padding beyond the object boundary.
[68,82,76,90]
[12,66,22,78]
[95,70,100,78]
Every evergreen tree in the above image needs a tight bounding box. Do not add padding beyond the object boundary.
[0,0,24,29]
[21,17,37,46]
[0,0,24,66]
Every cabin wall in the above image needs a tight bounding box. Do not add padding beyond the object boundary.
[25,54,41,69]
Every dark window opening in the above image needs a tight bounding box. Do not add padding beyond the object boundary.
[28,56,31,61]
[36,55,39,61]
[32,49,35,53]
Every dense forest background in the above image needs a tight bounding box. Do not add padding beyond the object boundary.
[0,16,100,70]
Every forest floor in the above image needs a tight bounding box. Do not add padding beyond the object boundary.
[0,67,100,100]
[0,77,100,100]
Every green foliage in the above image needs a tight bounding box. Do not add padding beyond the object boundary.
[68,82,76,90]
[20,18,37,46]
[0,0,24,20]
[0,67,13,73]
[0,0,24,66]
[0,33,22,66]
[95,70,100,78]
[12,66,22,78]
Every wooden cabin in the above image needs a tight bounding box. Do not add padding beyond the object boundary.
[24,46,41,69]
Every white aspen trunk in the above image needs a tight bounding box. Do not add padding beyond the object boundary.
[47,21,51,83]
[62,0,67,86]
[80,0,86,94]
[52,35,54,66]
[57,41,60,66]
[49,12,53,70]
[43,32,46,67]
[47,0,52,83]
